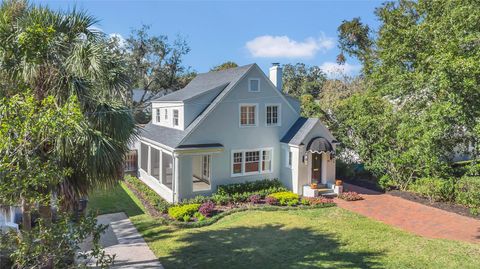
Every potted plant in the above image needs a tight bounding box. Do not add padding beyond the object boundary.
[335,179,343,186]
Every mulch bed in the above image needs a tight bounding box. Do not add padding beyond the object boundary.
[124,181,163,218]
[388,190,480,220]
[343,178,385,193]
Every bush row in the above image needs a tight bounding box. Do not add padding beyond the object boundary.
[124,175,171,213]
[409,176,480,214]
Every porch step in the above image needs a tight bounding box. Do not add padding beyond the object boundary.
[321,192,337,198]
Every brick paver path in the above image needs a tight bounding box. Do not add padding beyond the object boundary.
[335,183,480,243]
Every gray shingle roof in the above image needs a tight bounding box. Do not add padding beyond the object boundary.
[140,122,185,148]
[281,117,319,145]
[154,64,254,102]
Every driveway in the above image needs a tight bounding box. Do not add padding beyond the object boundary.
[84,212,163,268]
[335,183,480,243]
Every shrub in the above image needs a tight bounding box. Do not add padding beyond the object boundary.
[267,192,299,206]
[265,196,278,205]
[287,199,299,206]
[410,177,457,203]
[193,212,206,221]
[182,215,191,222]
[181,195,211,205]
[247,194,261,204]
[410,177,445,203]
[456,176,480,215]
[338,192,363,201]
[168,204,201,221]
[124,175,171,213]
[302,197,334,205]
[211,193,232,205]
[217,179,284,195]
[231,192,249,203]
[199,201,215,217]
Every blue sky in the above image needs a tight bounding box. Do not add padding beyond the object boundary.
[35,0,382,76]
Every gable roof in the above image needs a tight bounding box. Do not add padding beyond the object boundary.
[281,117,319,145]
[154,64,254,102]
[140,64,255,148]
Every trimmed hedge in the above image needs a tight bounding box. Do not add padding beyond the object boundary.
[217,179,285,196]
[124,175,171,213]
[456,176,480,215]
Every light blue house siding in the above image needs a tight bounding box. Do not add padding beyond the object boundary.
[178,66,300,198]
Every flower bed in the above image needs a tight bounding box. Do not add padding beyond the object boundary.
[123,176,336,227]
[338,191,364,201]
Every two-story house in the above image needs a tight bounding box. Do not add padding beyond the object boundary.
[137,63,337,203]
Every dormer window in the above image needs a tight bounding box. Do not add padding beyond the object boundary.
[155,108,161,123]
[248,78,260,92]
[173,109,179,126]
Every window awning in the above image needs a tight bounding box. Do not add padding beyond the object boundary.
[306,137,334,154]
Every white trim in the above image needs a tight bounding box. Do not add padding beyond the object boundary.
[248,78,261,92]
[140,137,175,152]
[285,148,292,168]
[173,109,179,126]
[230,147,274,177]
[265,103,281,127]
[238,103,259,128]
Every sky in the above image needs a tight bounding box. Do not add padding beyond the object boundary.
[34,0,383,76]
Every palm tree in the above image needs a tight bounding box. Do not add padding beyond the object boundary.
[0,1,136,211]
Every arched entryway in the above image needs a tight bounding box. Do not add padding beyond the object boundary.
[306,137,334,185]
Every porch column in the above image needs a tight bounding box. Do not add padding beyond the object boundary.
[173,154,180,203]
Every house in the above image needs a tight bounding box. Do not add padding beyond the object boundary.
[137,63,337,203]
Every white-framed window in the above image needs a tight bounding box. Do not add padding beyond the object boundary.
[245,151,260,173]
[262,150,272,172]
[286,149,292,168]
[239,104,257,127]
[266,104,281,126]
[231,148,273,176]
[155,108,161,123]
[164,109,168,120]
[173,109,179,126]
[248,78,260,92]
[232,152,243,175]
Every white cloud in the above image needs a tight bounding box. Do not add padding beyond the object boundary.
[320,62,361,77]
[246,34,335,59]
[109,33,126,47]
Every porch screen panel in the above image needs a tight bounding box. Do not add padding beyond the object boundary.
[140,143,149,171]
[150,148,160,180]
[162,152,173,188]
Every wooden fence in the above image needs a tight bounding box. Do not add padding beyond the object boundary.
[124,149,138,173]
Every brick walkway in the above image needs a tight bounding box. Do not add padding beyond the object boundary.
[335,183,480,243]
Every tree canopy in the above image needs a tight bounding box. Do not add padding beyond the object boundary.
[210,61,238,71]
[282,63,327,98]
[335,0,480,189]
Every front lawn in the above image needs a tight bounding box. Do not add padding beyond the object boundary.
[90,183,480,269]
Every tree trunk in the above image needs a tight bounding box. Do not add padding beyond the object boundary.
[21,199,32,231]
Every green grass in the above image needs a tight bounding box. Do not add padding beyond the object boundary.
[90,184,480,269]
[87,182,145,217]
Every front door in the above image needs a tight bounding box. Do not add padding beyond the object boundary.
[311,153,322,183]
